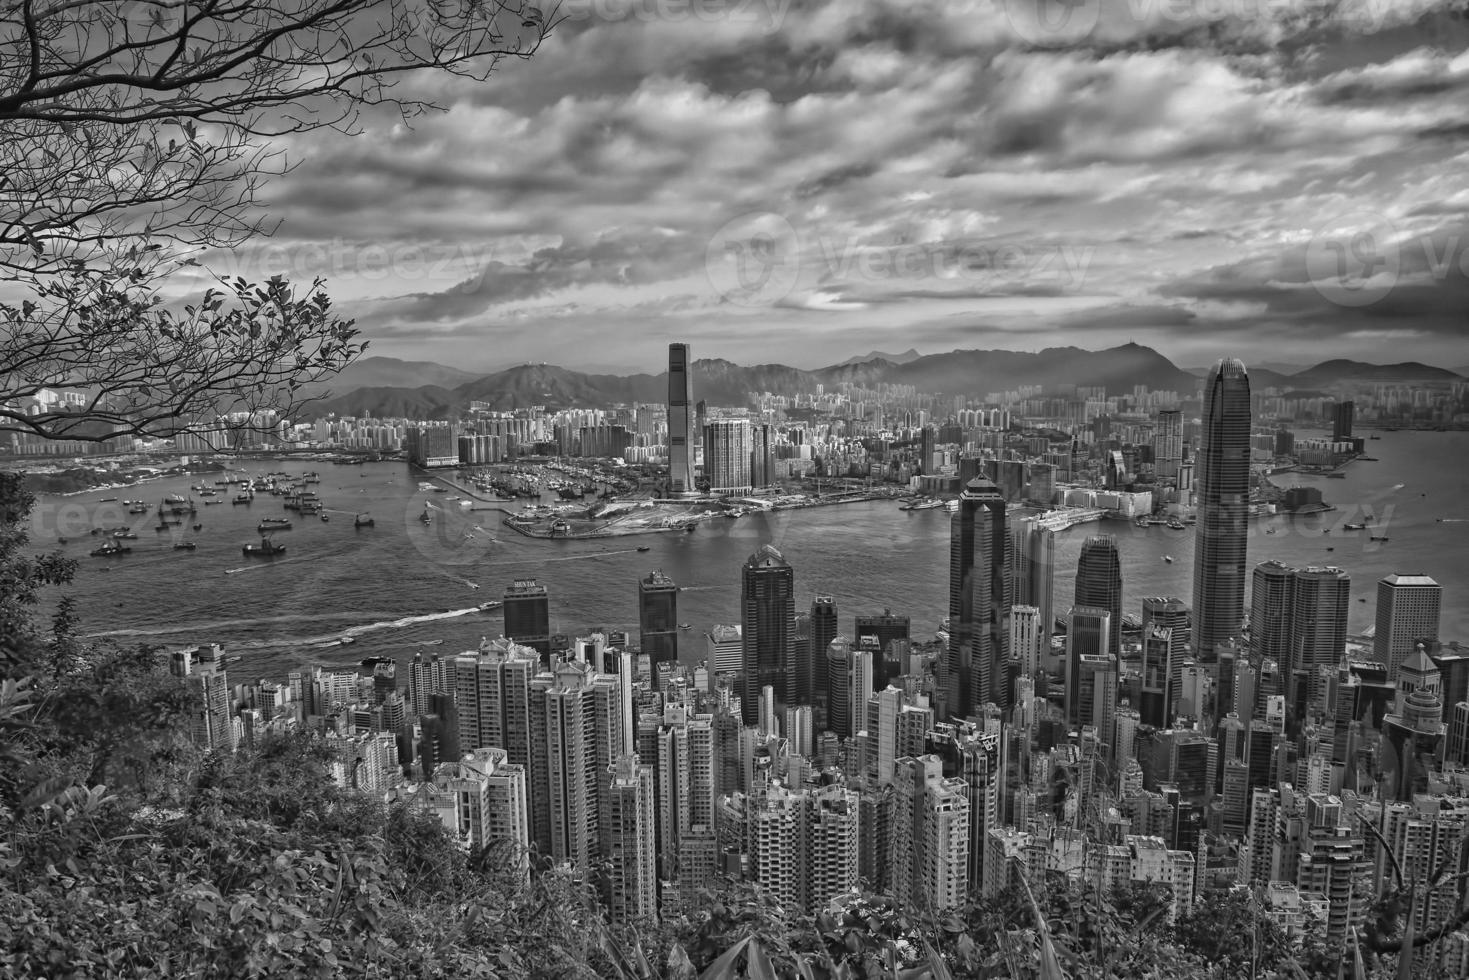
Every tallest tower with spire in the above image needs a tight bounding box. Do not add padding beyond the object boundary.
[1192,357,1251,662]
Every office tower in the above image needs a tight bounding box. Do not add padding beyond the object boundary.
[504,579,552,662]
[1140,597,1189,725]
[1374,574,1442,678]
[856,608,910,690]
[1250,560,1294,668]
[1331,401,1354,442]
[1065,606,1111,728]
[826,637,856,738]
[704,419,754,494]
[947,477,1007,717]
[451,640,539,782]
[800,785,861,913]
[1009,605,1043,678]
[810,596,839,708]
[791,613,812,706]
[667,343,695,494]
[652,707,717,886]
[1076,653,1119,749]
[601,754,658,923]
[638,570,680,679]
[1154,409,1183,479]
[1287,566,1351,715]
[1449,701,1469,766]
[1192,358,1251,660]
[741,545,795,725]
[749,421,773,489]
[1075,536,1123,655]
[890,756,970,912]
[1008,515,1055,646]
[409,651,450,718]
[706,624,742,676]
[1382,682,1445,802]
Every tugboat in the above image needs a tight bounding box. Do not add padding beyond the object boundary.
[242,535,286,557]
[173,542,197,551]
[258,518,292,532]
[355,513,375,528]
[91,540,130,557]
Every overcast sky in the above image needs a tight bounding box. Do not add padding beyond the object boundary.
[207,0,1469,373]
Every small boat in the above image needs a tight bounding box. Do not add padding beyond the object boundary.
[1166,519,1185,530]
[258,518,292,532]
[1370,535,1390,542]
[56,536,66,545]
[174,542,197,551]
[1264,527,1277,534]
[91,541,130,557]
[338,636,356,646]
[1343,523,1365,531]
[637,545,651,552]
[1162,555,1173,563]
[420,503,432,524]
[1359,598,1367,603]
[1326,547,1334,552]
[98,497,118,502]
[321,514,330,522]
[355,513,375,528]
[678,623,692,630]
[204,500,223,505]
[111,530,138,540]
[192,523,202,531]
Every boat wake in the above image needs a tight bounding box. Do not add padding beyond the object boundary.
[493,548,645,566]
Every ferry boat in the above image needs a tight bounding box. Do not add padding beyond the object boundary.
[258,518,292,532]
[242,536,286,557]
[173,542,197,551]
[91,540,130,557]
[477,600,503,612]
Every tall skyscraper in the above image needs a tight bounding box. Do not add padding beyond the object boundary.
[1374,574,1442,679]
[600,753,658,923]
[1330,401,1354,442]
[667,343,695,495]
[1286,566,1351,716]
[741,545,795,725]
[1192,358,1252,660]
[704,418,755,494]
[1007,514,1055,647]
[1065,606,1112,729]
[504,579,552,663]
[947,477,1007,717]
[1154,409,1183,480]
[1075,535,1123,655]
[1140,597,1190,728]
[638,570,680,679]
[810,596,839,709]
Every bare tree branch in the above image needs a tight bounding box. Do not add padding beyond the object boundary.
[0,0,556,442]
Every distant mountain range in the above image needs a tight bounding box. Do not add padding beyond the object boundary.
[833,348,924,366]
[306,346,1463,419]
